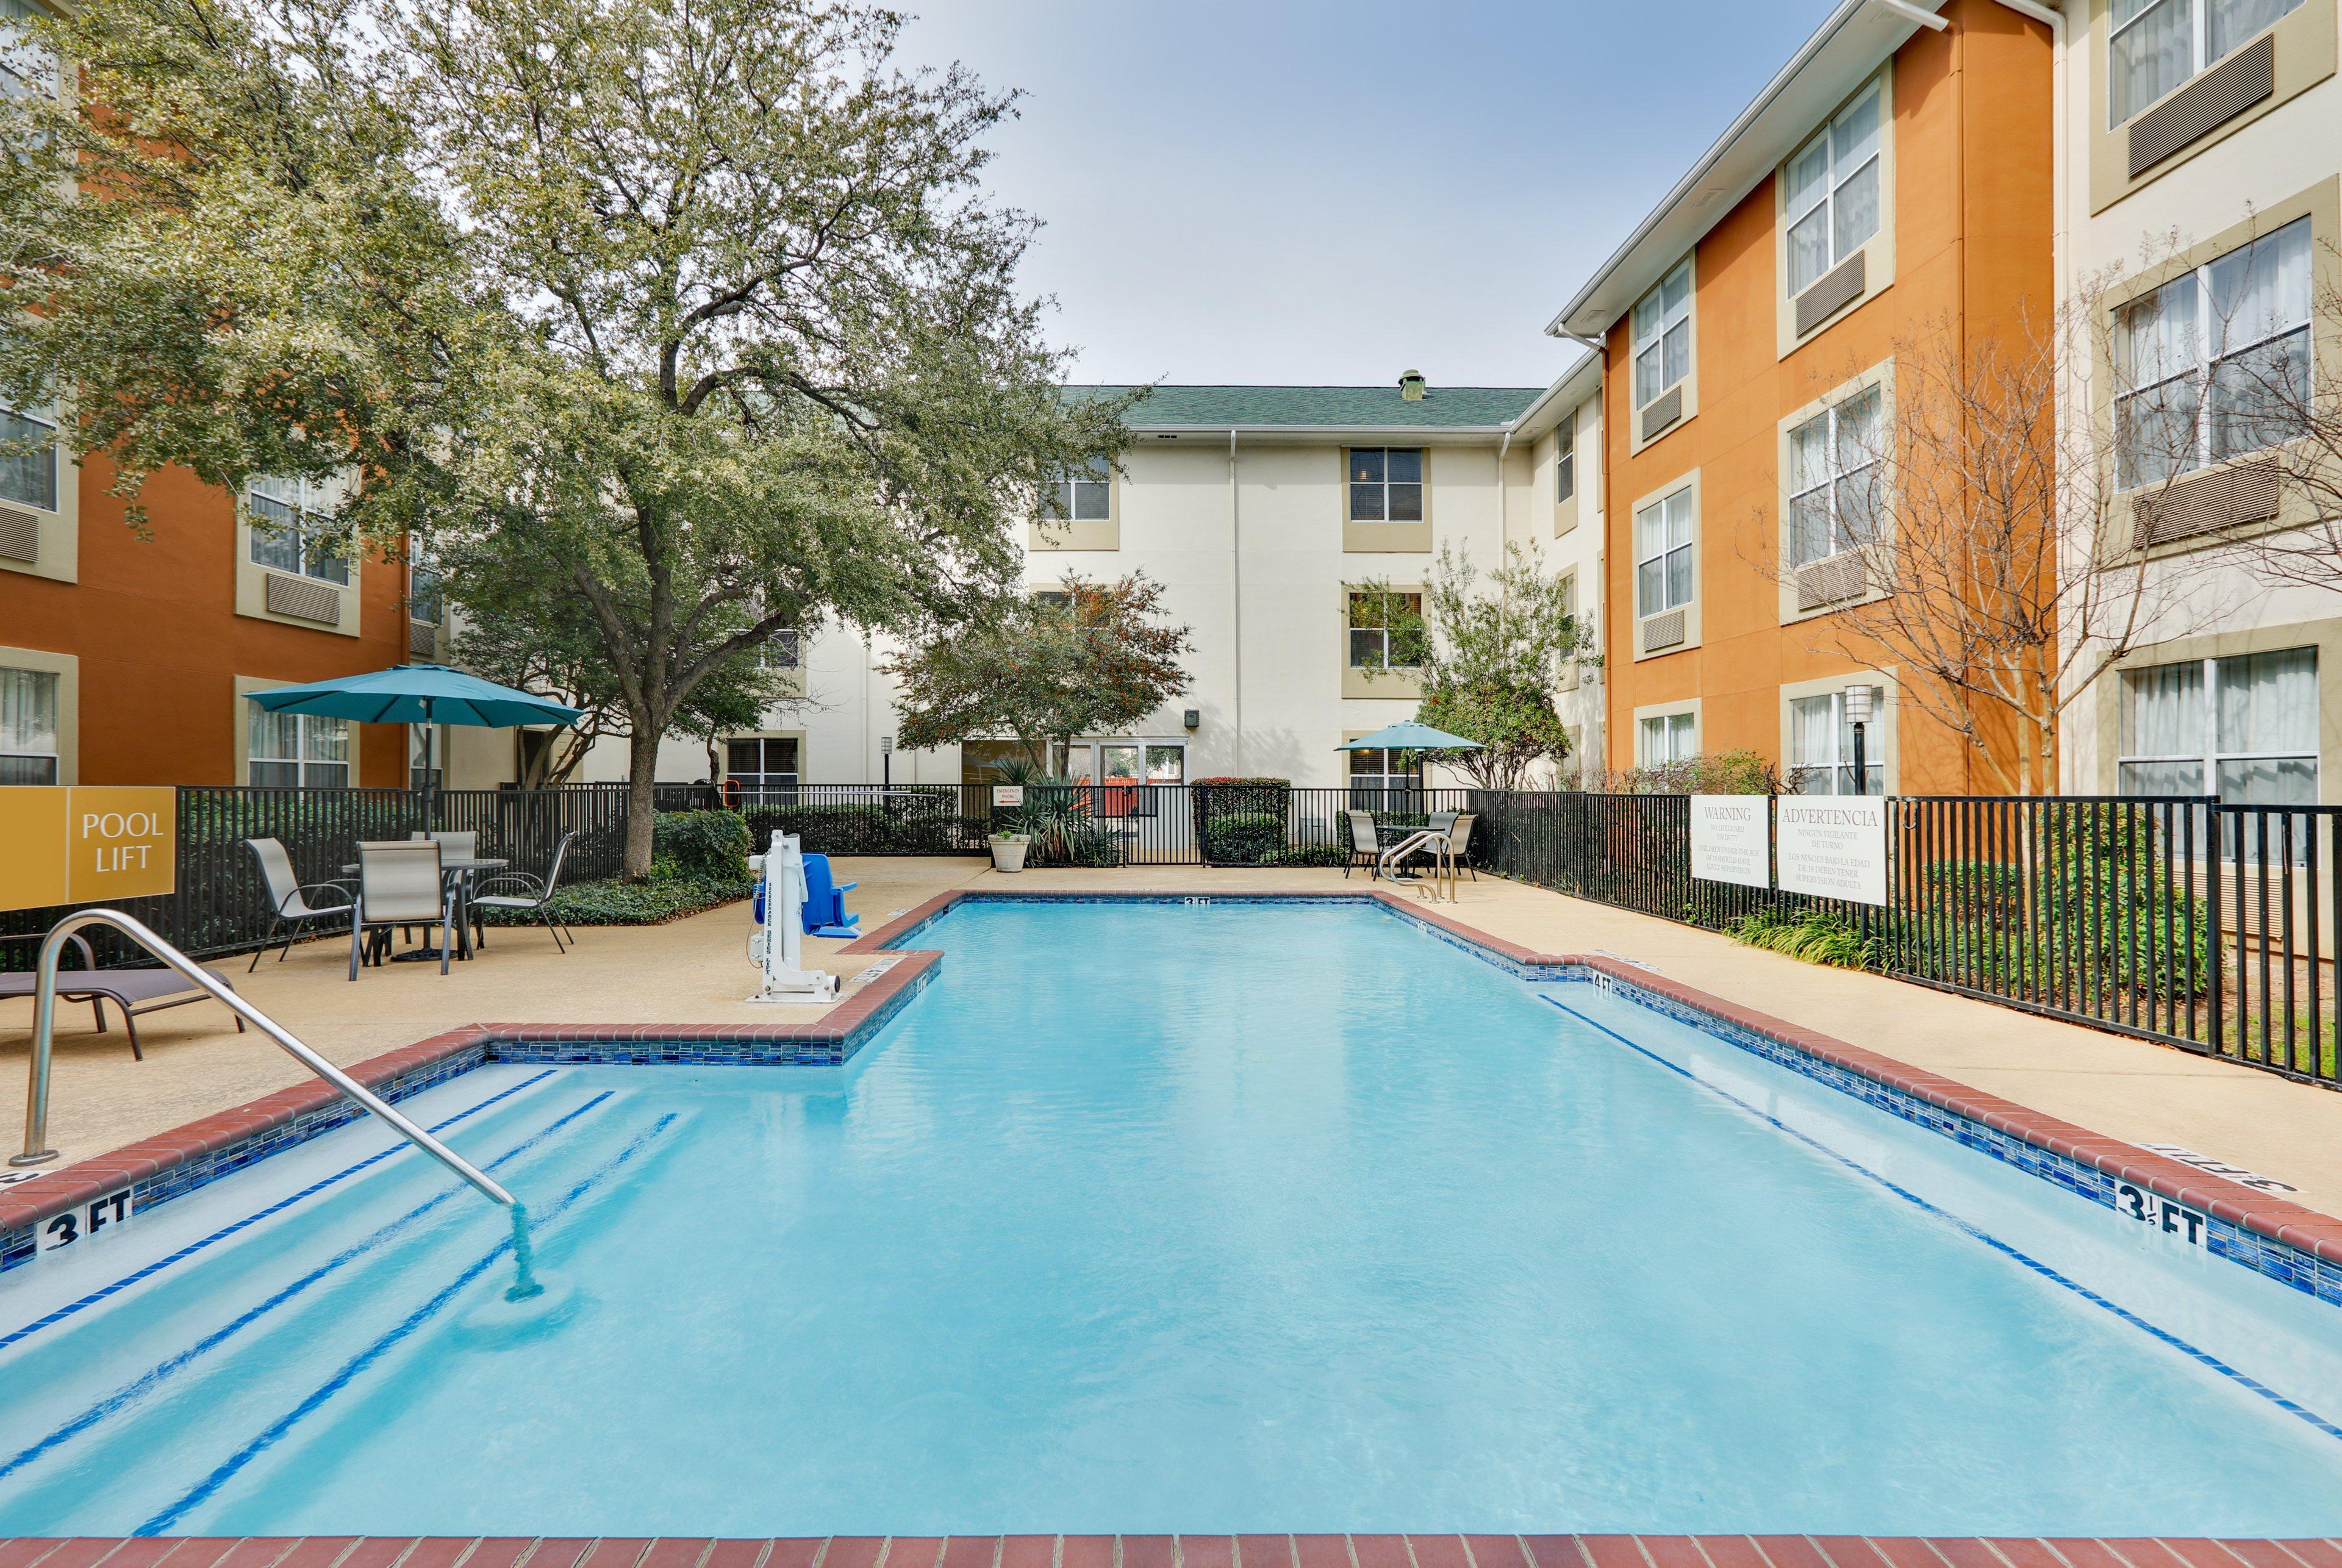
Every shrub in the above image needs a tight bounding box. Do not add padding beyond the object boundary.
[1908,805,2210,1002]
[1605,750,1781,795]
[1727,907,1880,969]
[740,800,982,857]
[482,873,747,927]
[1268,842,1352,868]
[1192,778,1292,864]
[1202,811,1285,864]
[654,810,751,882]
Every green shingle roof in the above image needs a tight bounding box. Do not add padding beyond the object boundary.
[1067,384,1544,431]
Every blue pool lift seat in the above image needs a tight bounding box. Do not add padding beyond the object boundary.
[801,853,860,938]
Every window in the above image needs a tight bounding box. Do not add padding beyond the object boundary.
[1635,487,1695,617]
[248,707,348,789]
[2119,647,2317,806]
[2111,0,2304,126]
[0,406,56,512]
[0,0,56,104]
[1631,261,1692,411]
[406,534,442,625]
[0,666,57,784]
[1638,712,1696,766]
[1786,82,1882,297]
[1347,589,1424,670]
[1042,458,1110,523]
[409,726,442,790]
[1786,386,1883,568]
[1788,686,1886,796]
[1347,448,1423,522]
[1555,421,1577,503]
[756,629,801,670]
[1347,746,1420,808]
[248,476,349,585]
[2116,218,2310,492]
[725,736,799,802]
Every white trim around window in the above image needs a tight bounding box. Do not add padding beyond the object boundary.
[1628,257,1696,449]
[2114,215,2312,493]
[1785,81,1882,299]
[0,645,74,786]
[1634,703,1700,767]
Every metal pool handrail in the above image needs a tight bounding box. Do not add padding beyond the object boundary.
[1379,828,1458,903]
[10,908,515,1208]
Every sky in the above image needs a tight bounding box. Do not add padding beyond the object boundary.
[898,0,1844,392]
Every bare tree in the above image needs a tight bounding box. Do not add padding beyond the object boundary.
[1754,298,2230,796]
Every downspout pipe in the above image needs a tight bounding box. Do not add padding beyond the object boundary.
[1228,428,1242,775]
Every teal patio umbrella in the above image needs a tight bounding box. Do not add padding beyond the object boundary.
[1334,720,1483,754]
[245,663,584,787]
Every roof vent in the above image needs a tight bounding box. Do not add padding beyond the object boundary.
[1398,368,1427,402]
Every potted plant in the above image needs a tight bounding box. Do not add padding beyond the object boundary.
[987,829,1031,872]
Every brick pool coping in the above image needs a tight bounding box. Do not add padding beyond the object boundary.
[5,1536,2342,1568]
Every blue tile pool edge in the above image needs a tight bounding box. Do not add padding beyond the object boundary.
[7,889,2338,1320]
[0,957,940,1277]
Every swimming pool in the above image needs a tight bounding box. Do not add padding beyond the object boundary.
[2,898,2340,1536]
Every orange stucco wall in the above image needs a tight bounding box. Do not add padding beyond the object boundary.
[1601,0,2054,792]
[0,457,409,786]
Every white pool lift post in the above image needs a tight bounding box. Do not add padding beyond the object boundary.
[747,831,840,1003]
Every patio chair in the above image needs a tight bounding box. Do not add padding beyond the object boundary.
[244,837,356,971]
[410,830,478,858]
[1444,811,1480,881]
[801,853,860,938]
[410,829,481,947]
[1343,810,1381,879]
[349,840,458,979]
[469,831,578,953]
[1,932,246,1059]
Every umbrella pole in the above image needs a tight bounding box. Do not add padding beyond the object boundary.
[423,700,437,828]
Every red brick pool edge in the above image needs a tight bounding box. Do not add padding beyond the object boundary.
[4,1537,2341,1568]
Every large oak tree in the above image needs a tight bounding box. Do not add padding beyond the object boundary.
[0,0,1126,872]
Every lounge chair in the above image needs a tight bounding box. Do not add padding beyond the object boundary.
[349,840,458,978]
[0,932,246,1059]
[801,853,860,938]
[470,831,578,952]
[1342,810,1381,879]
[245,837,356,970]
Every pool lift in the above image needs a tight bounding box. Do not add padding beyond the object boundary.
[747,830,840,1004]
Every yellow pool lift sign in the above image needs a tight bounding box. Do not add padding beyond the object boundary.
[0,787,177,913]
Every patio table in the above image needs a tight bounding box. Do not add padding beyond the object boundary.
[341,856,508,963]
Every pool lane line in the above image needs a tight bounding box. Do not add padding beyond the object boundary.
[0,1090,618,1487]
[137,1111,683,1534]
[1541,992,2342,1447]
[0,1069,561,1356]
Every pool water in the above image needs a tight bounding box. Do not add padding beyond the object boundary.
[4,899,2341,1535]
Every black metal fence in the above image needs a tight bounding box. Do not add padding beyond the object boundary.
[0,784,631,967]
[1472,790,2336,1092]
[4,779,2333,1092]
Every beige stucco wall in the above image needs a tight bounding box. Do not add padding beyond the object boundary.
[2058,1,2342,798]
[582,426,1566,791]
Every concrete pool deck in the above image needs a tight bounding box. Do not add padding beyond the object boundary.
[4,856,2341,1217]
